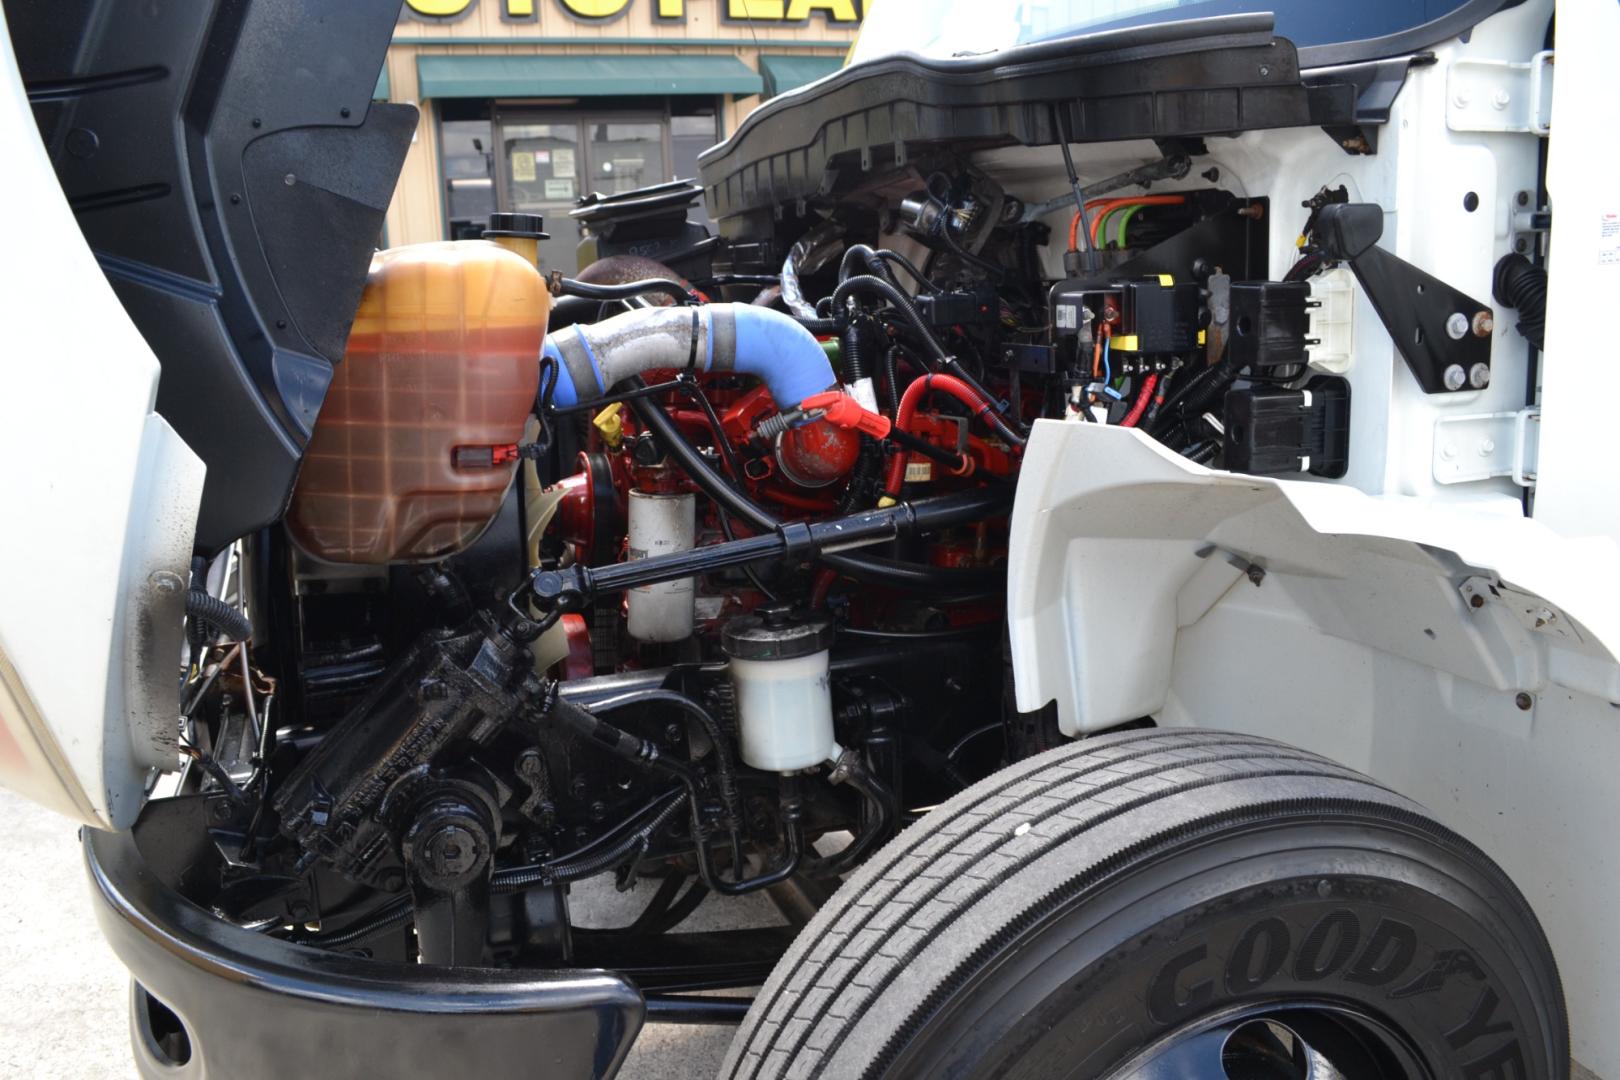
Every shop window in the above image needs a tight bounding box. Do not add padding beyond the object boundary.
[672,107,718,231]
[586,120,666,197]
[671,107,717,188]
[439,101,495,241]
[479,98,720,272]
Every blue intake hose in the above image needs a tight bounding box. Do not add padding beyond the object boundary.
[543,303,836,410]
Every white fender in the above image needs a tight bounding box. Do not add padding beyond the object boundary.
[1009,420,1620,1075]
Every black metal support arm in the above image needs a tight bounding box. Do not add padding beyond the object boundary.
[1313,203,1494,394]
[525,486,1009,617]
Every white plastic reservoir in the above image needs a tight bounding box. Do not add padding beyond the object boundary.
[625,489,695,642]
[723,606,837,772]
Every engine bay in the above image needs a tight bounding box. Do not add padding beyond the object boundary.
[153,19,1538,988]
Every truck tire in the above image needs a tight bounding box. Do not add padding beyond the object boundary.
[720,728,1567,1080]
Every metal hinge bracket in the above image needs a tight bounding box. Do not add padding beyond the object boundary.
[1447,51,1554,135]
[1433,407,1539,486]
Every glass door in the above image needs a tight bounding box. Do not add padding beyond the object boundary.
[497,114,584,273]
[581,117,666,199]
[494,109,675,273]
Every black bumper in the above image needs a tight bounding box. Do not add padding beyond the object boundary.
[84,827,644,1079]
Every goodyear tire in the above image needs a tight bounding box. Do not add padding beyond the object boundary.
[720,729,1567,1079]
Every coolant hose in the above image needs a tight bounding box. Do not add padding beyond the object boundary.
[1492,253,1547,351]
[544,303,835,411]
[884,374,1025,498]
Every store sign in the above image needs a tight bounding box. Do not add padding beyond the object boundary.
[402,0,862,24]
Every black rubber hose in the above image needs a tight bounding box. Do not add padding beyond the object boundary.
[541,692,738,880]
[548,693,698,782]
[839,244,896,288]
[794,316,845,335]
[557,276,697,307]
[838,244,936,294]
[293,790,693,947]
[1148,358,1238,439]
[842,318,869,382]
[635,878,710,934]
[493,787,685,885]
[626,379,1006,592]
[837,440,882,515]
[1492,253,1547,350]
[185,591,252,643]
[877,251,938,294]
[830,275,1020,436]
[803,756,897,879]
[549,293,609,331]
[300,899,413,947]
[533,793,692,884]
[831,274,949,366]
[881,345,902,419]
[594,689,743,842]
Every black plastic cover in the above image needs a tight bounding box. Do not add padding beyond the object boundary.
[571,179,713,279]
[916,287,1000,329]
[1229,280,1313,370]
[1119,280,1202,354]
[7,0,415,551]
[699,14,1355,230]
[1224,375,1351,478]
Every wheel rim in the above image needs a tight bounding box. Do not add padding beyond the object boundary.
[1110,1000,1434,1080]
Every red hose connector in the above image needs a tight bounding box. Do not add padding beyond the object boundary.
[884,374,1008,497]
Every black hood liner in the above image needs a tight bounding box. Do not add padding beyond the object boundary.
[7,0,415,552]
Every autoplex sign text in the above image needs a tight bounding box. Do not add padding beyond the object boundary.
[403,0,863,25]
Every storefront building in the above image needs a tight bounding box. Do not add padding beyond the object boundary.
[377,0,864,269]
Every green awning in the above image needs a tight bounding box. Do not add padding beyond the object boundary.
[374,66,390,101]
[417,54,762,100]
[760,54,843,99]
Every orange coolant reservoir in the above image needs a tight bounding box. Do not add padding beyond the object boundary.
[287,237,549,564]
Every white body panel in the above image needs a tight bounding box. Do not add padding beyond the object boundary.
[0,8,204,829]
[977,0,1555,512]
[1533,0,1620,540]
[1009,421,1620,1075]
[1006,4,1620,1071]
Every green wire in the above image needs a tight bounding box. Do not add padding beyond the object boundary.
[1115,203,1149,249]
[1093,205,1127,248]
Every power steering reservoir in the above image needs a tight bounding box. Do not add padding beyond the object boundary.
[723,606,837,772]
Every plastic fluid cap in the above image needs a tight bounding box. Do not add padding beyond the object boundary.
[483,211,549,239]
[722,604,834,661]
